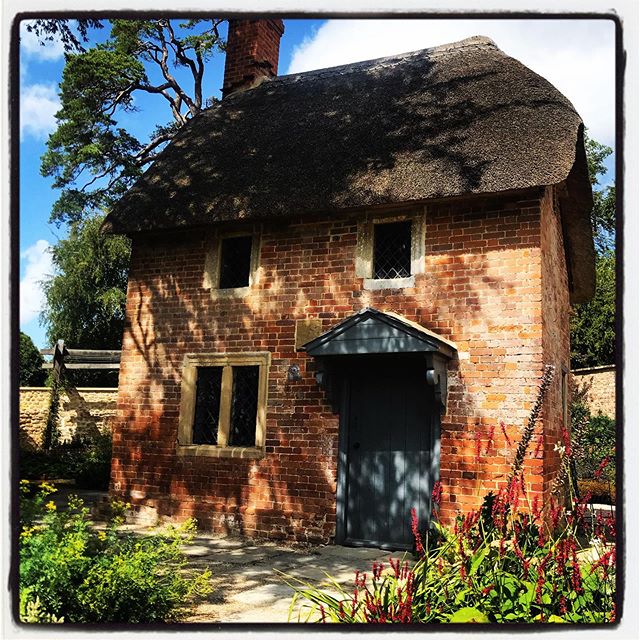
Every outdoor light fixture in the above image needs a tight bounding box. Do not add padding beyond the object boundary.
[287,364,302,382]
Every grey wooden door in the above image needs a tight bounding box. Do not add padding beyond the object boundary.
[343,359,436,549]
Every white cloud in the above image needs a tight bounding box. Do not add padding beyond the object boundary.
[20,83,60,140]
[20,20,65,61]
[20,240,54,326]
[287,19,615,147]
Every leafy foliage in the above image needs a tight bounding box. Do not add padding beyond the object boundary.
[41,214,131,352]
[20,432,113,490]
[41,19,225,226]
[570,390,616,486]
[570,134,616,368]
[585,134,615,254]
[19,482,212,623]
[570,253,615,368]
[24,19,104,53]
[19,332,47,387]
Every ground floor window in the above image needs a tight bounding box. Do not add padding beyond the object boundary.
[177,352,270,459]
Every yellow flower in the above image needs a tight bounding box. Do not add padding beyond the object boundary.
[45,501,57,511]
[98,531,107,541]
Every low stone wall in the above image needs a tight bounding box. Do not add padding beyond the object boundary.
[19,388,52,449]
[19,387,118,450]
[571,365,616,419]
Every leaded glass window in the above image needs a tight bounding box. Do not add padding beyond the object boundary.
[373,220,412,279]
[192,367,223,444]
[229,366,259,447]
[179,352,269,457]
[219,236,252,289]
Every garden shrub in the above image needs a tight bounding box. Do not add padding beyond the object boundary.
[577,479,615,505]
[19,481,211,623]
[20,432,113,490]
[285,366,616,624]
[570,393,616,486]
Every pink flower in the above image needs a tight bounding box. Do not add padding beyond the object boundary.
[431,481,443,507]
[485,425,495,455]
[594,456,610,481]
[410,508,425,557]
[559,596,568,615]
[561,426,572,458]
[500,420,512,447]
[474,431,482,462]
[534,434,544,458]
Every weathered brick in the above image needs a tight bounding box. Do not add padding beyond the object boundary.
[111,187,568,541]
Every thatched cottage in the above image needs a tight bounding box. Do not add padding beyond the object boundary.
[103,19,594,548]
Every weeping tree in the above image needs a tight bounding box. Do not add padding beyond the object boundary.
[40,18,226,226]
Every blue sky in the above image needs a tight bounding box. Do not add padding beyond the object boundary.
[19,17,616,349]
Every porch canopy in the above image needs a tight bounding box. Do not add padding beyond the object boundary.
[301,307,457,412]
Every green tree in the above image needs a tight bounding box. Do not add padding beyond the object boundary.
[584,133,615,254]
[41,214,131,351]
[24,19,104,53]
[570,252,615,368]
[570,134,616,369]
[41,19,225,226]
[19,332,47,386]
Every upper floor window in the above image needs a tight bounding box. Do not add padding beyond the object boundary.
[203,230,261,297]
[219,235,253,289]
[373,220,412,279]
[356,212,425,289]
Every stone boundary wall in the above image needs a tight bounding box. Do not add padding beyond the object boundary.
[571,365,616,419]
[19,387,118,450]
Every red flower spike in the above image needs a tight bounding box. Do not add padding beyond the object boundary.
[410,507,425,557]
[559,596,568,615]
[486,425,495,455]
[594,456,610,481]
[474,431,482,462]
[561,426,572,458]
[534,433,544,458]
[500,420,512,447]
[431,480,443,508]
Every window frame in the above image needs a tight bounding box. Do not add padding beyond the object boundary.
[355,211,426,290]
[203,229,261,298]
[177,352,270,459]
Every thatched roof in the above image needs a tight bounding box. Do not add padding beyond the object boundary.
[103,35,594,301]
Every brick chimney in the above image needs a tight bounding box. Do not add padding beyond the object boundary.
[222,19,285,98]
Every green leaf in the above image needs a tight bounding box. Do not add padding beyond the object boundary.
[547,615,565,623]
[449,607,490,623]
[470,546,489,576]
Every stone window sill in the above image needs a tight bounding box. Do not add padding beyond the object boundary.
[176,444,265,459]
[209,286,252,299]
[363,276,415,290]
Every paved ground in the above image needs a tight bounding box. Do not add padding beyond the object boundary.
[179,535,408,623]
[48,488,409,623]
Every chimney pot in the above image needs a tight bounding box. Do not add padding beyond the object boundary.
[222,19,285,98]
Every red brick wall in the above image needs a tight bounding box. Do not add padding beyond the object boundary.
[111,188,566,542]
[540,186,571,502]
[222,19,284,97]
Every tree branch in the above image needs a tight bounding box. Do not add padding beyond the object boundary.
[155,22,199,118]
[134,132,175,164]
